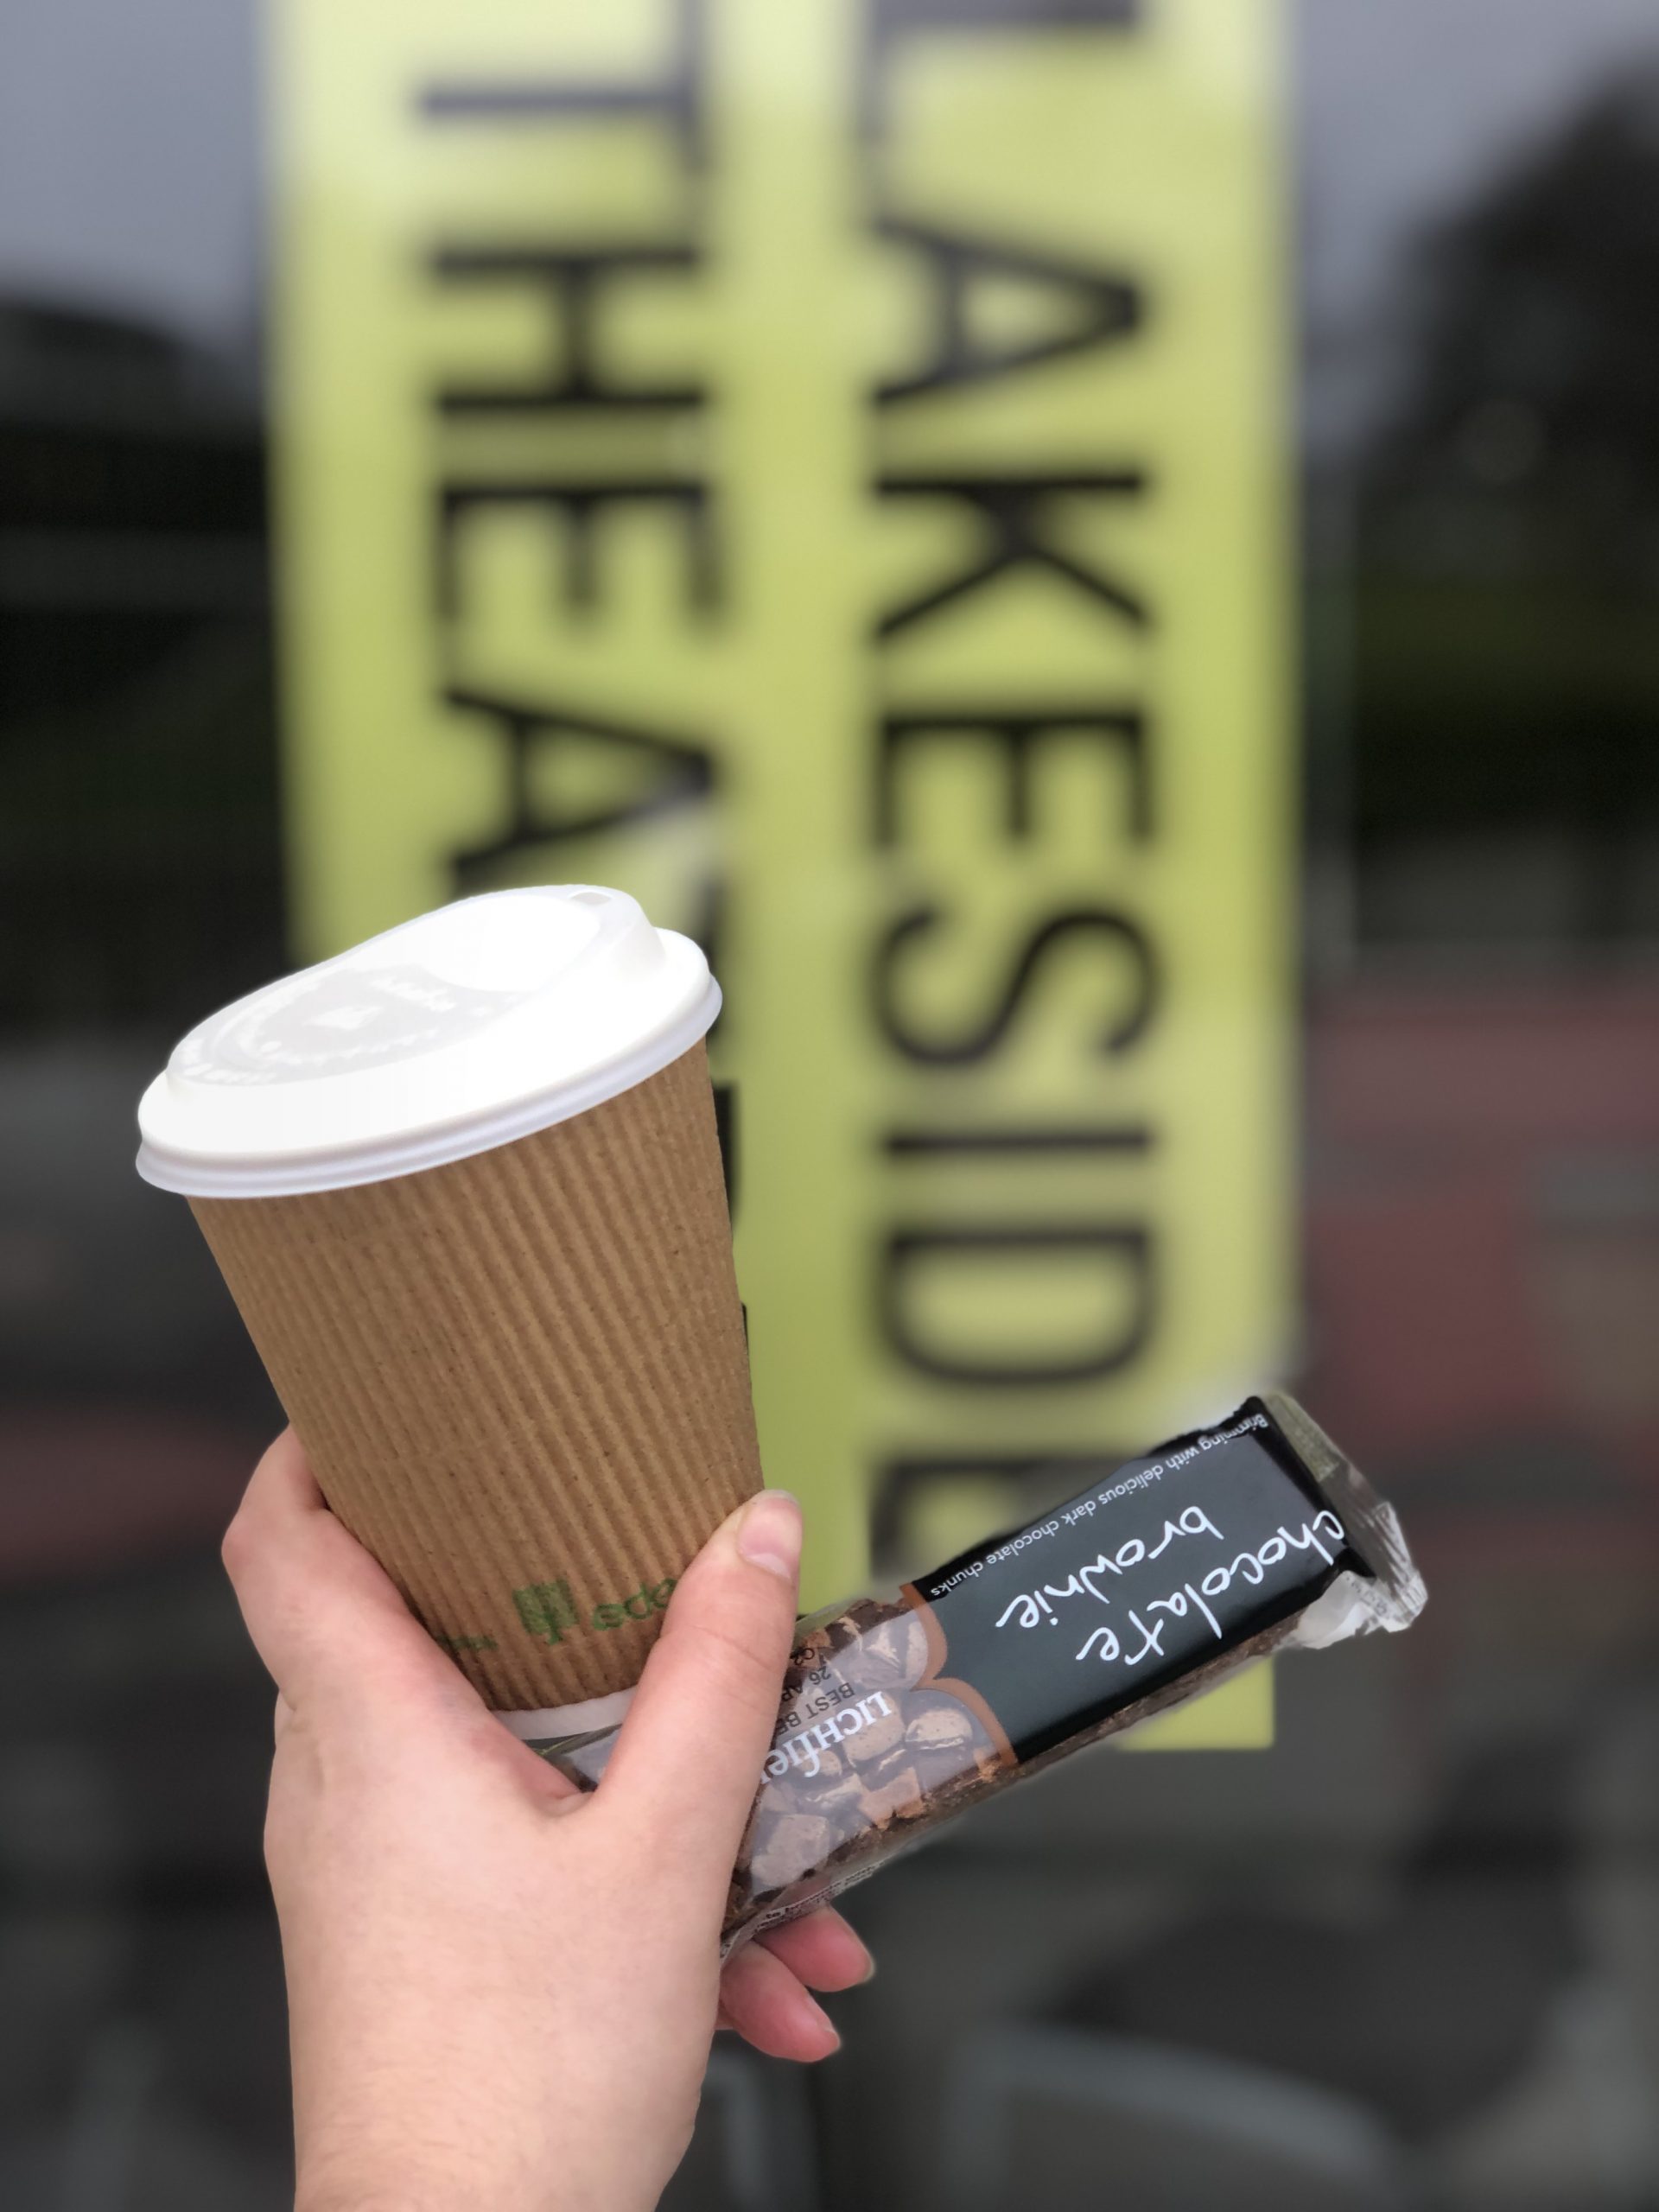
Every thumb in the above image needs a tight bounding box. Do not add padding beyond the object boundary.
[596,1490,802,1887]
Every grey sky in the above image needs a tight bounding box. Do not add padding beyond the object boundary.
[1298,0,1659,451]
[0,0,1656,448]
[0,0,262,361]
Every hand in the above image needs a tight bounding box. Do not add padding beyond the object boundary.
[222,1432,873,2212]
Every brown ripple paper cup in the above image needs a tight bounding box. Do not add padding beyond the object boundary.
[137,889,761,1712]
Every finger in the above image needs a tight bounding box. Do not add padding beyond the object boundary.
[718,1940,840,2063]
[223,1431,490,1731]
[599,1491,802,1882]
[758,1908,874,1993]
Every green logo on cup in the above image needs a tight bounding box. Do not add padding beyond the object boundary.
[512,1580,580,1645]
[512,1575,677,1643]
[592,1579,677,1630]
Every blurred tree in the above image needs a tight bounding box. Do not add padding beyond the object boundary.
[1352,67,1659,947]
[0,301,282,1032]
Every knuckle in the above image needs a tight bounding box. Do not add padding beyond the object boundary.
[219,1510,253,1586]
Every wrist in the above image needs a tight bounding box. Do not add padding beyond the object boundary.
[292,2094,580,2212]
[298,2179,517,2212]
[299,2199,443,2212]
[289,2027,558,2212]
[296,2146,543,2212]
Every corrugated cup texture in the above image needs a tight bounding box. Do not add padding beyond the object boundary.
[191,1043,761,1708]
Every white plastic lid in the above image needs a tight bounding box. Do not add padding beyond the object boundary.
[136,886,719,1198]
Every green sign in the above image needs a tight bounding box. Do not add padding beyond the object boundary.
[273,0,1292,1745]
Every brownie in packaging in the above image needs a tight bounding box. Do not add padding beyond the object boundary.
[531,1392,1426,1950]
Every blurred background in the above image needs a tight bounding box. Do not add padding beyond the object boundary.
[2,2,1657,2208]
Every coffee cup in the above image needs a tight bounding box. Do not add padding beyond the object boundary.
[137,886,762,1715]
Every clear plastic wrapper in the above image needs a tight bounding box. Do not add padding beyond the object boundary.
[531,1393,1426,1951]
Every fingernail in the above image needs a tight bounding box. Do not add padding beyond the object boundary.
[736,1489,803,1581]
[837,1926,877,1984]
[804,1995,841,2056]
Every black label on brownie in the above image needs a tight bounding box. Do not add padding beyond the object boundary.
[901,1401,1369,1764]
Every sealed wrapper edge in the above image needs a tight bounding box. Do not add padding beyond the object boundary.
[192,1041,763,1708]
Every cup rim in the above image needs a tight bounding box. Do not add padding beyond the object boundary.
[137,974,720,1199]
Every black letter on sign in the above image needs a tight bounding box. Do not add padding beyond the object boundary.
[429,246,703,416]
[875,708,1150,846]
[444,684,715,890]
[875,472,1148,638]
[877,222,1141,404]
[436,480,717,621]
[883,1123,1151,1156]
[880,1224,1155,1385]
[874,905,1158,1065]
[858,0,1141,145]
[419,0,707,174]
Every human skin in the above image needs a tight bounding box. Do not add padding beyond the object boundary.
[222,1432,874,2212]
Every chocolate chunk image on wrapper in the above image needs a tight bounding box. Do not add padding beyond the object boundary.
[529,1393,1427,1951]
